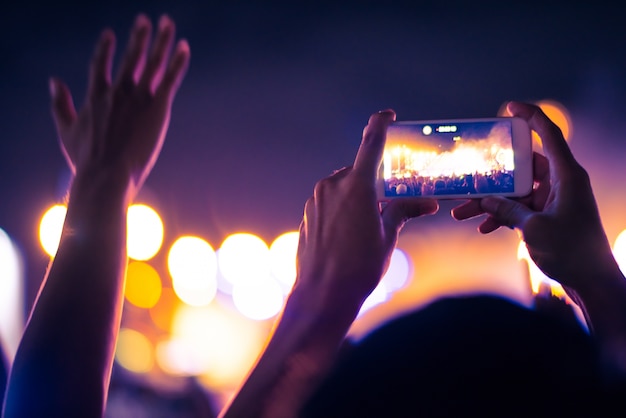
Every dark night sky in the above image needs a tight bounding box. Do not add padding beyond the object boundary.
[1,1,625,304]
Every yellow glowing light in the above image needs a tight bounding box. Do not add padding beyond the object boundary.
[115,328,154,373]
[532,100,572,147]
[127,204,164,261]
[159,304,267,387]
[0,228,24,360]
[232,276,284,321]
[517,241,564,295]
[381,248,412,292]
[125,261,162,309]
[149,287,179,331]
[613,229,626,275]
[168,236,218,307]
[217,233,270,286]
[269,231,300,291]
[39,204,67,257]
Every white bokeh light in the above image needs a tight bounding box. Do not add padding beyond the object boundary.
[358,282,389,317]
[269,231,299,292]
[380,248,411,292]
[127,204,164,261]
[168,236,218,306]
[613,229,626,275]
[0,228,24,359]
[218,233,270,286]
[158,304,267,387]
[232,276,284,321]
[39,204,67,257]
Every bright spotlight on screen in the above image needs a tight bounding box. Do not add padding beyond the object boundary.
[232,276,284,321]
[168,236,218,306]
[127,204,164,261]
[613,230,626,275]
[39,204,67,257]
[217,233,270,286]
[269,231,299,291]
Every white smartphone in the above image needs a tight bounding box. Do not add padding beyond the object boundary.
[377,117,533,200]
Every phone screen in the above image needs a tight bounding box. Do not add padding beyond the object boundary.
[381,119,522,198]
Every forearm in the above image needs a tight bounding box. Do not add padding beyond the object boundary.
[568,258,626,381]
[3,170,132,418]
[220,285,363,418]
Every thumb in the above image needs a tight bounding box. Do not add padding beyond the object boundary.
[480,196,533,230]
[381,198,439,243]
[49,77,77,132]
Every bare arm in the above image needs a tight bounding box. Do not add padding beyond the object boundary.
[452,101,626,380]
[220,111,438,418]
[2,14,189,418]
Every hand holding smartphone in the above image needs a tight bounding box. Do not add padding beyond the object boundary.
[377,117,532,200]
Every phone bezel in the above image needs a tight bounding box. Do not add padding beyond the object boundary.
[376,117,533,200]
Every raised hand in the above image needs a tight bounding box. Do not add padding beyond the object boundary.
[295,110,439,311]
[220,111,438,418]
[50,13,190,196]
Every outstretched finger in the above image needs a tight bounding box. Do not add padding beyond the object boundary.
[480,195,534,231]
[49,78,77,132]
[352,110,396,181]
[507,102,576,174]
[115,14,152,87]
[451,199,483,221]
[156,39,191,102]
[87,28,115,98]
[139,14,175,94]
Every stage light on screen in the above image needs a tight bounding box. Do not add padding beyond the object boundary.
[232,276,284,321]
[127,204,164,261]
[217,233,270,286]
[115,328,154,374]
[0,227,24,360]
[39,204,67,257]
[613,229,626,275]
[125,261,162,309]
[380,248,412,292]
[168,236,218,307]
[269,231,299,292]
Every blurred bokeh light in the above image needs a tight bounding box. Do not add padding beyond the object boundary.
[232,276,284,320]
[168,236,218,307]
[115,328,155,374]
[39,204,67,257]
[268,231,299,292]
[127,204,164,261]
[613,229,626,275]
[125,261,162,309]
[0,227,24,359]
[218,233,270,287]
